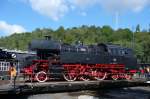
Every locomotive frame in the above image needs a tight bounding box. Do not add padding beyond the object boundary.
[21,36,138,82]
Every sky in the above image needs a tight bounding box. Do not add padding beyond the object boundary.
[0,0,150,36]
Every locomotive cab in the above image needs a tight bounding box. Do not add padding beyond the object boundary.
[99,44,138,72]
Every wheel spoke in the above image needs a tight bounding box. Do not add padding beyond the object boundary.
[94,72,107,80]
[111,74,119,80]
[125,74,132,80]
[63,72,77,81]
[80,75,90,81]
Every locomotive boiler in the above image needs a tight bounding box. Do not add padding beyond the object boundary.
[22,36,138,82]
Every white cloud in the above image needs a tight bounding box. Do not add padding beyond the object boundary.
[71,0,99,9]
[29,0,69,21]
[26,0,149,20]
[80,12,87,16]
[100,0,149,13]
[0,21,26,35]
[70,0,149,13]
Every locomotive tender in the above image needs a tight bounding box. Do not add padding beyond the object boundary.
[22,36,138,82]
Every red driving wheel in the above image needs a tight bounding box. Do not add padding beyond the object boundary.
[36,71,48,82]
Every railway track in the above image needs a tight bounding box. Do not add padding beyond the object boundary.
[0,79,148,95]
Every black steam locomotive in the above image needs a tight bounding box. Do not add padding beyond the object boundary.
[22,36,138,82]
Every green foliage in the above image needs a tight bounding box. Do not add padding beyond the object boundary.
[0,25,150,63]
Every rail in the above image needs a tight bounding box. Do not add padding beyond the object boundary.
[0,72,149,95]
[0,71,149,90]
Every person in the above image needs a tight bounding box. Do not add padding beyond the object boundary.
[146,66,150,78]
[9,62,17,88]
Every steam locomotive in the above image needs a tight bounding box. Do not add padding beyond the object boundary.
[21,36,138,82]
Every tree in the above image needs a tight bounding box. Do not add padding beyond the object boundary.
[55,26,65,40]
